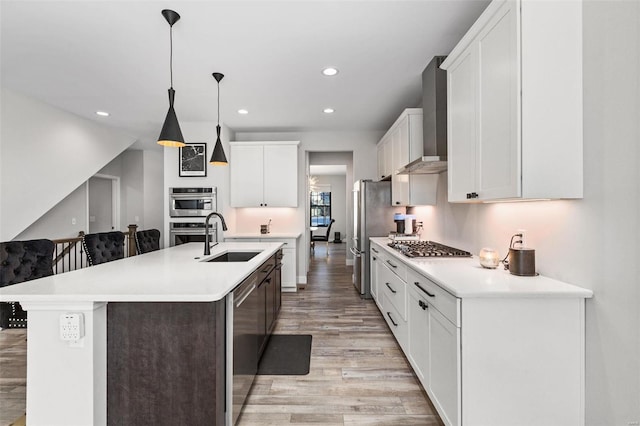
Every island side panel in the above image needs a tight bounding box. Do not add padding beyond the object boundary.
[107,301,226,425]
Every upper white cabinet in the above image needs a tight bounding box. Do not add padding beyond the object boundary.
[230,141,299,207]
[378,109,438,206]
[441,0,583,202]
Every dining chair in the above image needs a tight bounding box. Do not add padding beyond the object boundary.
[82,231,125,266]
[135,229,161,254]
[0,239,54,328]
[311,219,335,255]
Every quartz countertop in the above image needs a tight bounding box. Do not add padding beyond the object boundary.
[0,242,283,303]
[370,237,593,299]
[224,232,301,239]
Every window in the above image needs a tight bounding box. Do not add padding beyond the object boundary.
[310,190,331,227]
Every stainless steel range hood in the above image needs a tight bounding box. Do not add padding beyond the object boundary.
[397,56,448,175]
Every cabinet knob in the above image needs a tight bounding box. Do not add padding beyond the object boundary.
[466,192,479,199]
[418,300,428,310]
[395,201,400,205]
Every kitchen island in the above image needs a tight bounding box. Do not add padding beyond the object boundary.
[0,241,284,426]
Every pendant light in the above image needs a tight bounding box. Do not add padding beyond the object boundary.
[209,72,228,165]
[157,9,185,148]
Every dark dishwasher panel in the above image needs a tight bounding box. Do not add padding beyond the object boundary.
[232,273,258,425]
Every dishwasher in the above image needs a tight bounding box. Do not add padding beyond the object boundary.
[227,272,259,425]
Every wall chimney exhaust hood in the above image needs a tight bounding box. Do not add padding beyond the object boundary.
[397,56,448,175]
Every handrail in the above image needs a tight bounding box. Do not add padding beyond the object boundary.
[52,231,84,265]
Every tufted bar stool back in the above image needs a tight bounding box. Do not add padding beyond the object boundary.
[82,231,125,266]
[135,229,161,254]
[0,239,54,328]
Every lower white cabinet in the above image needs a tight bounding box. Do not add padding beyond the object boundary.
[370,239,587,426]
[225,237,297,291]
[428,306,460,426]
[369,249,380,307]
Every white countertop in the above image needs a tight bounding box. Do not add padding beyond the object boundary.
[224,232,301,239]
[370,238,593,299]
[0,242,283,303]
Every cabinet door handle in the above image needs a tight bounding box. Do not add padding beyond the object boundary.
[466,192,479,199]
[386,260,397,269]
[371,247,379,254]
[386,312,398,327]
[372,256,377,261]
[385,283,397,294]
[415,282,435,298]
[418,300,428,310]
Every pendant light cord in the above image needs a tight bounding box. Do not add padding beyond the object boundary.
[217,81,220,125]
[169,25,174,89]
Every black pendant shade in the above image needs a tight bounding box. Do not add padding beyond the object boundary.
[210,72,228,165]
[158,88,185,147]
[157,9,186,148]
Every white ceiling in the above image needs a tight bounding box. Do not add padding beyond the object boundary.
[0,1,489,149]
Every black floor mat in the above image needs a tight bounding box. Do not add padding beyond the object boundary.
[257,334,312,375]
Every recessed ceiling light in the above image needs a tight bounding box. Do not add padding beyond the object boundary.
[96,111,109,117]
[323,108,335,114]
[238,109,249,115]
[322,67,339,76]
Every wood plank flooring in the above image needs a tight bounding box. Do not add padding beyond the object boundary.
[238,243,443,425]
[0,329,26,426]
[0,243,443,426]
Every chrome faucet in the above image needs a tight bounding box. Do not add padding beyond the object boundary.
[204,212,228,255]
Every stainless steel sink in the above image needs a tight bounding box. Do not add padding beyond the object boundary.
[206,251,262,262]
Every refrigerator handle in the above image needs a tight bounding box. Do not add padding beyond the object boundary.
[349,247,362,258]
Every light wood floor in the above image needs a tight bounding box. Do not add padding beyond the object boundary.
[238,243,443,425]
[0,243,443,426]
[0,328,26,426]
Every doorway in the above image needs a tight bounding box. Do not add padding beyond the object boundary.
[88,174,120,233]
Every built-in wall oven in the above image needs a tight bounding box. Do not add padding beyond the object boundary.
[169,187,216,217]
[169,222,217,247]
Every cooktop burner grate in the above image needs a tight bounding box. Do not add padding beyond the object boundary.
[388,241,472,258]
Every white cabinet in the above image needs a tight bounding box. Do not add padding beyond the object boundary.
[378,109,438,206]
[442,0,583,202]
[428,307,460,426]
[376,137,392,180]
[372,238,587,426]
[224,237,298,291]
[230,142,299,207]
[369,246,381,307]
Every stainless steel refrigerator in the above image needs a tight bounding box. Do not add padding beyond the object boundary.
[351,180,401,298]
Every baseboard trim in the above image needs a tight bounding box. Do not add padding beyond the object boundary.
[297,276,307,284]
[282,287,297,293]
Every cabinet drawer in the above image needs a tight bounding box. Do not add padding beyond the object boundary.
[407,268,460,327]
[380,262,407,320]
[382,292,408,353]
[383,255,407,282]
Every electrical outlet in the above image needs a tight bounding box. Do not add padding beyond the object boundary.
[71,217,77,225]
[517,229,527,248]
[59,313,85,342]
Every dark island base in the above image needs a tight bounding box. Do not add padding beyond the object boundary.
[107,301,226,425]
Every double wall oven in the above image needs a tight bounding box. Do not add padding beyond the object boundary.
[169,187,218,247]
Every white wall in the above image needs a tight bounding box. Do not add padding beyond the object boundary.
[15,183,87,240]
[162,122,235,248]
[142,150,164,244]
[234,130,381,281]
[410,2,640,423]
[0,89,137,240]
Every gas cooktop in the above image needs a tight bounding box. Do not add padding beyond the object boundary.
[388,240,472,258]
